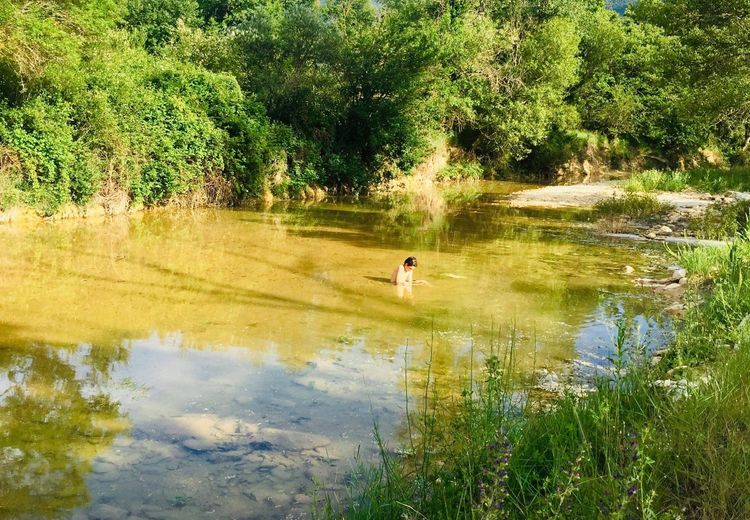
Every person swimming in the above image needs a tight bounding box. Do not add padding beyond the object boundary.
[391,256,417,285]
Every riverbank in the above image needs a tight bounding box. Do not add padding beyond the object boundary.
[508,181,716,212]
[510,179,750,242]
[320,232,750,519]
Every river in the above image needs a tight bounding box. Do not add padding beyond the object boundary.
[0,182,671,519]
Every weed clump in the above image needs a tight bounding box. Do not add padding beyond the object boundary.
[594,193,673,219]
[687,200,750,239]
[624,169,689,193]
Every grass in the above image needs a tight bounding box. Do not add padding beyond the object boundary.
[318,235,750,520]
[437,160,484,182]
[624,169,689,193]
[685,166,750,194]
[594,193,673,219]
[667,235,750,365]
[624,167,750,195]
[687,200,750,240]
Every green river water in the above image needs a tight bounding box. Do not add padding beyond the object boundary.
[0,182,671,519]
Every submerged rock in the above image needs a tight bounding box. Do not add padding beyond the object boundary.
[672,268,687,280]
[182,438,216,452]
[536,370,562,393]
[255,428,332,451]
[87,504,129,520]
[664,302,686,315]
[294,494,313,505]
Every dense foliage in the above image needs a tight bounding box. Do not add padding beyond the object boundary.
[0,0,748,213]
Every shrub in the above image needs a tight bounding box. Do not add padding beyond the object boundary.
[0,97,99,215]
[687,200,750,240]
[594,193,673,219]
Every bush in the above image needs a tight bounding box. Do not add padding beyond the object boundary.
[0,97,99,215]
[0,31,280,211]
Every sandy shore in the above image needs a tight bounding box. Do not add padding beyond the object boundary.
[508,181,716,212]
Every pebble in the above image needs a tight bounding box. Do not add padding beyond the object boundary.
[647,232,657,239]
[2,447,24,462]
[672,268,687,280]
[624,265,635,274]
[91,460,118,474]
[664,302,685,315]
[659,225,673,234]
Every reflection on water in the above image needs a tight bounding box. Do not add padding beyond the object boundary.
[0,182,670,518]
[0,343,128,518]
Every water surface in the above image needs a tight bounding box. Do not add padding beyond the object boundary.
[0,182,670,519]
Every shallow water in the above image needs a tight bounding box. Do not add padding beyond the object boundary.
[0,182,671,519]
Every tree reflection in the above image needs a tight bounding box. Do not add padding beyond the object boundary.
[0,343,129,518]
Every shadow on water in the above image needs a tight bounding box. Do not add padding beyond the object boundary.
[364,276,391,284]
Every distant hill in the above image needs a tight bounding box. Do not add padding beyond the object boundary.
[606,0,635,14]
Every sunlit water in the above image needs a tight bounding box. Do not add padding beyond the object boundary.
[0,182,672,519]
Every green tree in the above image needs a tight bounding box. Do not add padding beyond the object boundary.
[632,0,750,160]
[125,0,201,49]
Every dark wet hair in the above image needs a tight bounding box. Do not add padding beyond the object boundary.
[404,256,417,267]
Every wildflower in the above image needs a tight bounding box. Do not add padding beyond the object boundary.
[473,433,513,518]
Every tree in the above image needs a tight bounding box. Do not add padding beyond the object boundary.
[125,0,201,49]
[632,0,750,160]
